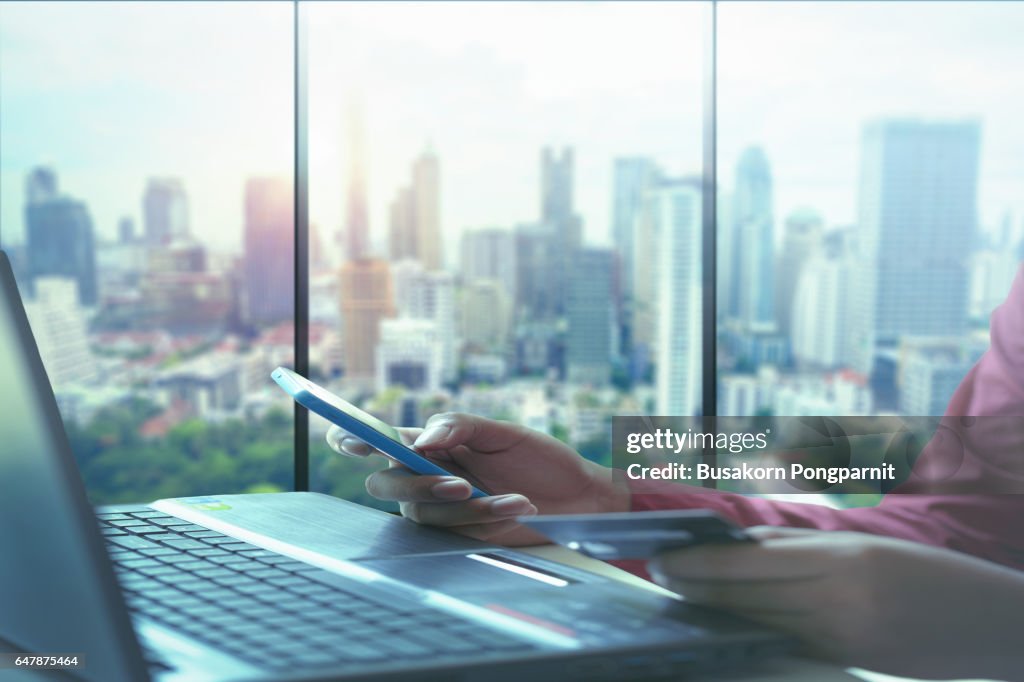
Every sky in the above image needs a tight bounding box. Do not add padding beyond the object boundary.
[1,1,1022,261]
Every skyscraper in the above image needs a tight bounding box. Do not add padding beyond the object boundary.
[387,148,442,270]
[460,227,516,296]
[25,168,98,306]
[612,157,662,354]
[542,146,574,227]
[344,97,370,260]
[25,167,57,204]
[852,119,980,373]
[243,177,293,325]
[461,279,511,352]
[340,259,393,381]
[540,146,583,316]
[143,178,189,246]
[388,186,415,262]
[413,149,441,270]
[389,260,455,384]
[655,180,702,416]
[613,158,661,299]
[566,247,615,385]
[731,146,775,330]
[775,208,823,339]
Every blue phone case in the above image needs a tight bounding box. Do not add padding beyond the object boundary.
[272,367,488,498]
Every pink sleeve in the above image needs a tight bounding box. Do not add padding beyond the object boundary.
[614,263,1024,578]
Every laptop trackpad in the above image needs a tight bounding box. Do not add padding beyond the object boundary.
[360,552,584,595]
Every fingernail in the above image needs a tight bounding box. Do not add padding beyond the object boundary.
[414,424,451,447]
[489,495,532,517]
[432,478,471,500]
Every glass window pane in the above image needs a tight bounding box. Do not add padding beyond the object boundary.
[306,1,707,506]
[717,1,1024,418]
[0,1,296,502]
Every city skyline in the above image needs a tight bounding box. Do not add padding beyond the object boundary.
[4,3,1024,259]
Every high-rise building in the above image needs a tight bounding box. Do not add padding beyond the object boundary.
[791,253,850,368]
[613,157,662,354]
[613,158,660,299]
[899,338,984,416]
[567,247,615,385]
[389,260,455,383]
[340,258,393,381]
[376,318,442,393]
[344,97,370,260]
[22,278,95,385]
[540,146,583,316]
[243,177,293,325]
[387,149,442,270]
[969,249,1019,320]
[731,146,775,330]
[143,178,189,246]
[25,168,98,306]
[514,223,556,322]
[118,216,136,244]
[413,150,441,270]
[388,186,415,262]
[655,180,702,416]
[775,208,823,339]
[25,167,58,205]
[541,146,574,226]
[460,227,516,296]
[852,119,980,373]
[461,279,511,352]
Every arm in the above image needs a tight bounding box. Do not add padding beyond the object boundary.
[626,263,1024,571]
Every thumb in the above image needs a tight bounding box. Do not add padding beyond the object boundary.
[412,412,529,452]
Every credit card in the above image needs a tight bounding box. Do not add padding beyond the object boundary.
[518,510,752,560]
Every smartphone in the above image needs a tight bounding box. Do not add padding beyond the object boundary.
[271,367,489,498]
[518,510,752,560]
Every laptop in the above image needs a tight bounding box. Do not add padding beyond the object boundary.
[0,250,788,681]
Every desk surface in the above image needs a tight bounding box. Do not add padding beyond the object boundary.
[521,544,860,682]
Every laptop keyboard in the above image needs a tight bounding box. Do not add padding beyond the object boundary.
[99,509,535,671]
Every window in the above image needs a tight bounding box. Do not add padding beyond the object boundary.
[716,1,1024,418]
[305,1,707,506]
[0,1,296,502]
[4,2,1018,504]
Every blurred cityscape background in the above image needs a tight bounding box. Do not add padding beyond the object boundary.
[1,2,1021,507]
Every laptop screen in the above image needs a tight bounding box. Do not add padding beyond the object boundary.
[0,252,148,681]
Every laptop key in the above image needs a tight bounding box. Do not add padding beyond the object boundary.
[108,535,160,550]
[130,511,172,519]
[184,530,226,538]
[119,558,162,569]
[164,539,207,550]
[207,554,251,565]
[102,527,128,536]
[195,568,235,579]
[151,517,194,527]
[97,513,133,521]
[218,542,259,552]
[138,547,180,557]
[188,548,229,557]
[202,537,245,546]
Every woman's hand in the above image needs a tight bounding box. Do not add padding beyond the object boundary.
[649,526,1024,680]
[327,412,628,544]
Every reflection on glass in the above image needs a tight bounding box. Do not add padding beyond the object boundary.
[306,1,706,506]
[717,1,1024,419]
[0,2,296,502]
